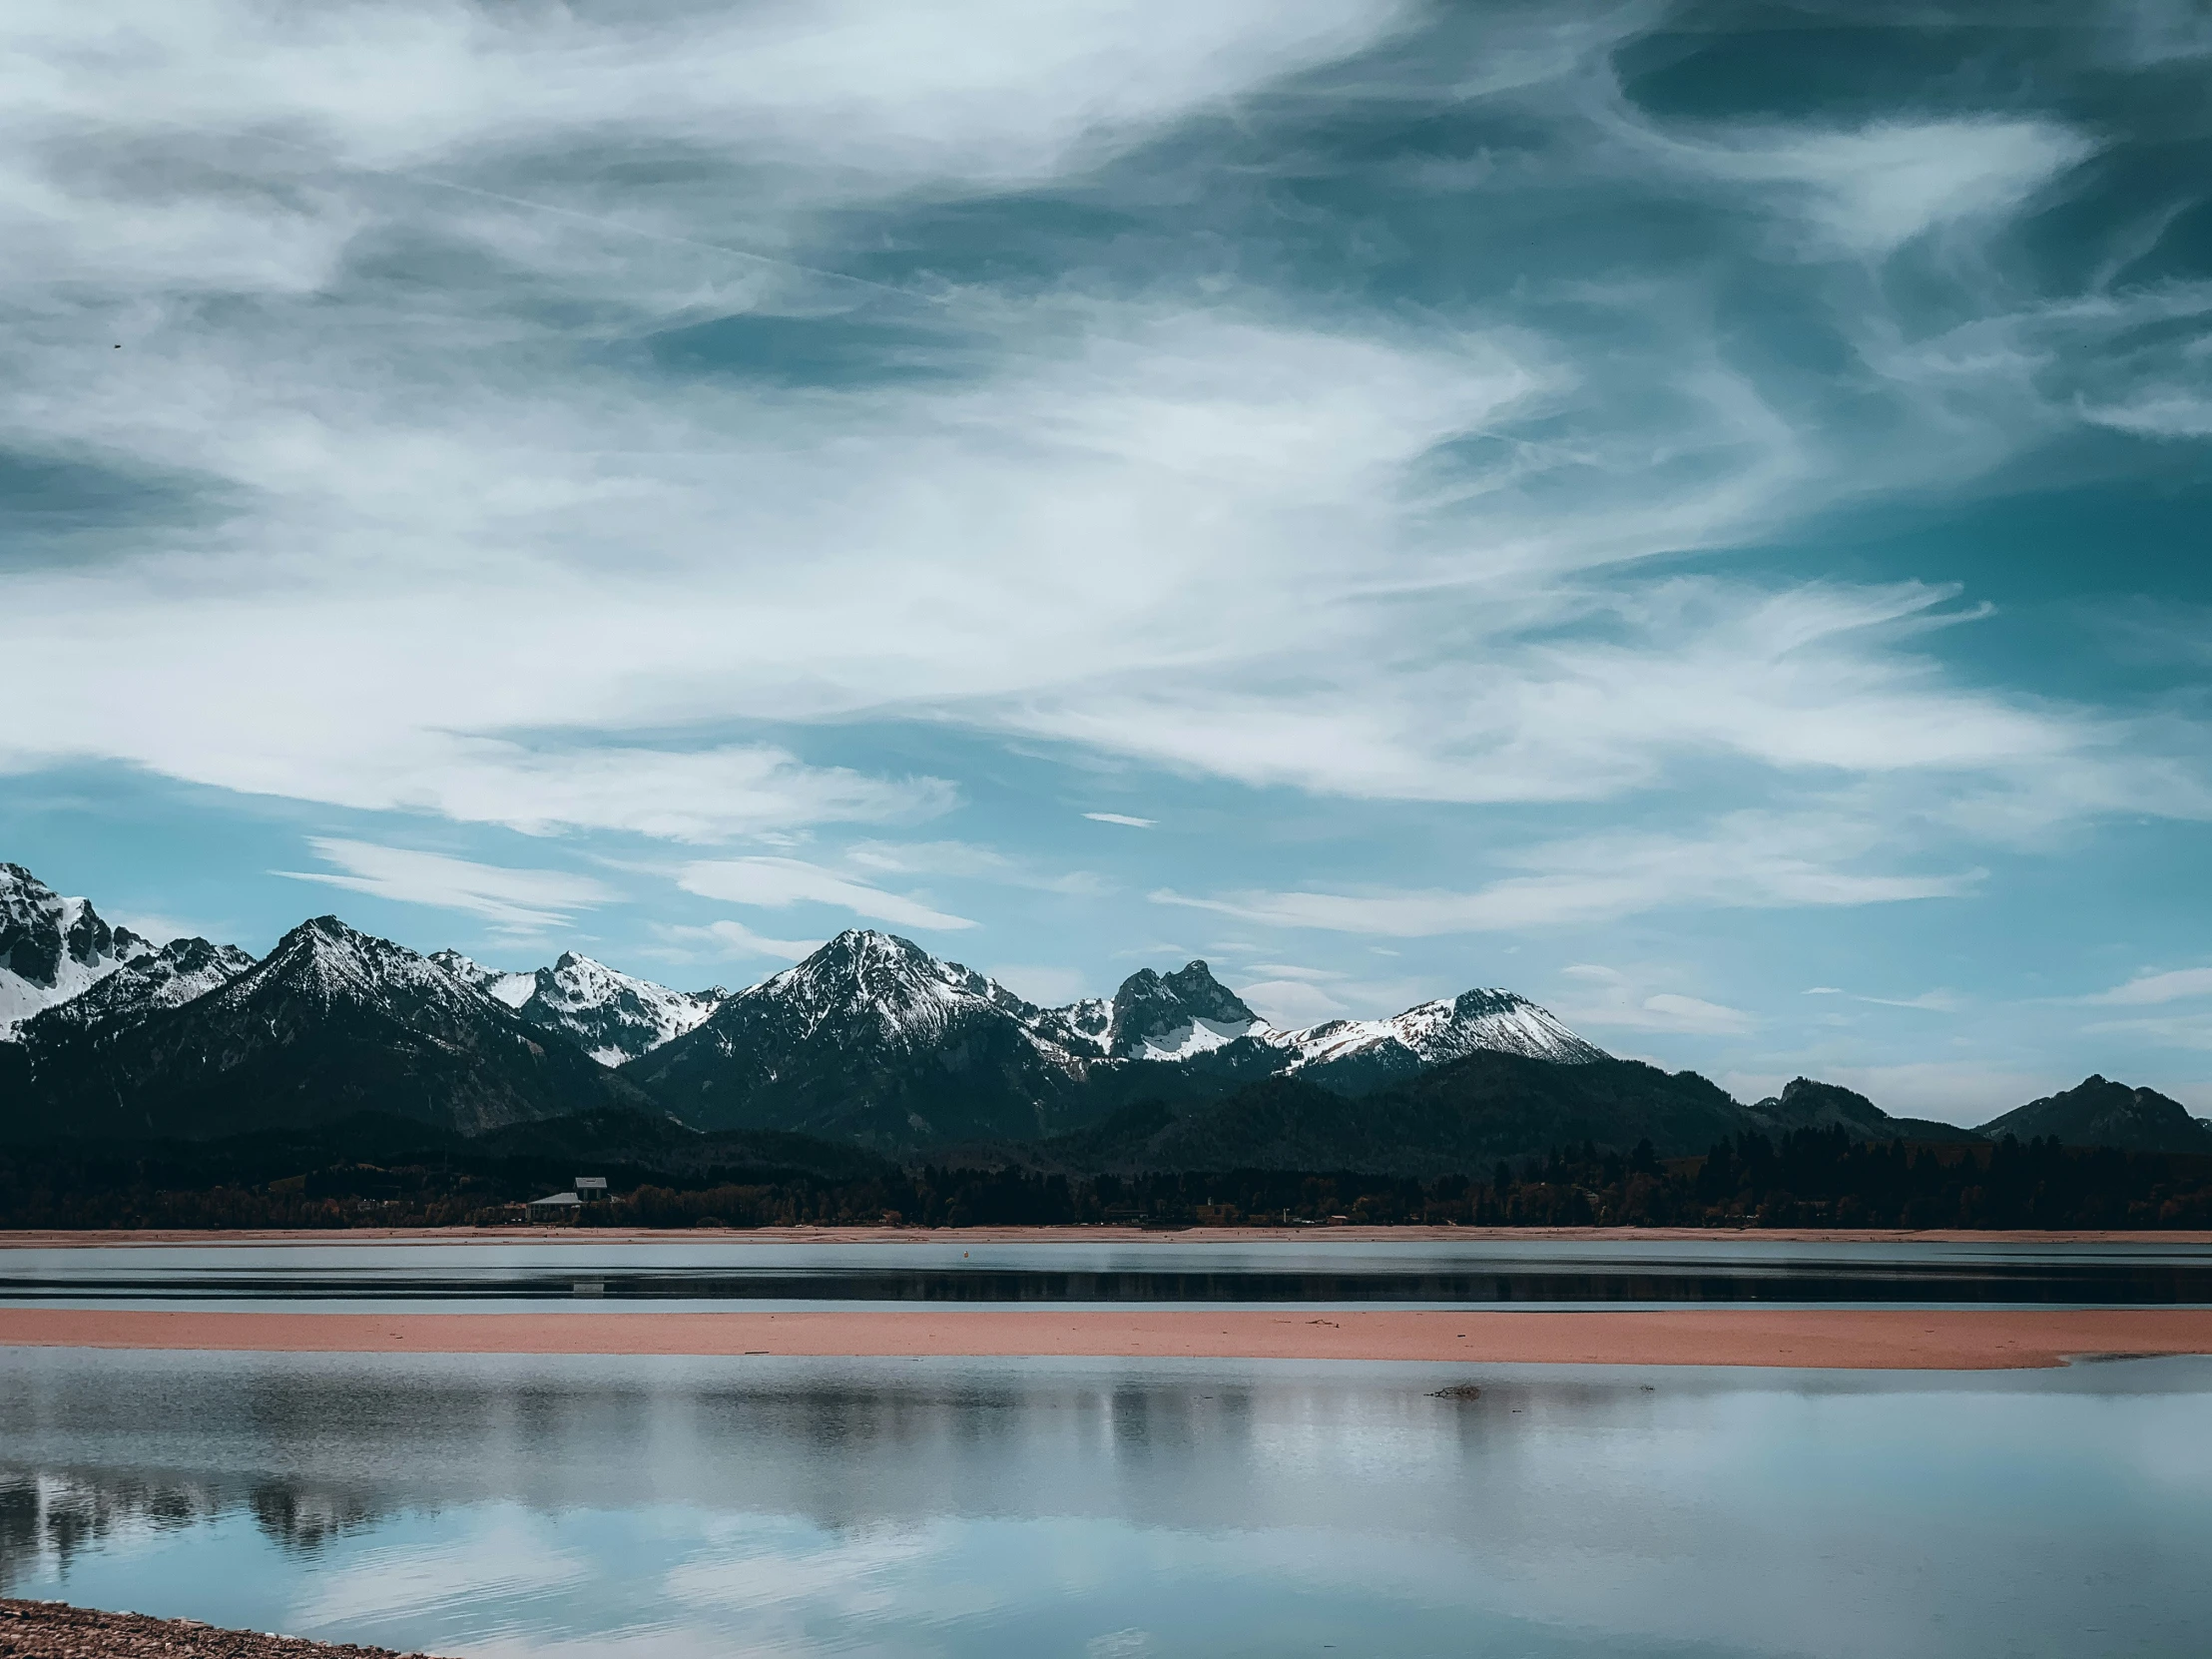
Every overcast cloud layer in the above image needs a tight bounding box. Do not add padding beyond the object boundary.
[4,0,2210,1120]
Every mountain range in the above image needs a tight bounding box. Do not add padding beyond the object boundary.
[3,860,2206,1164]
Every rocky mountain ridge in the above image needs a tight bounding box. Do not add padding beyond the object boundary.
[434,947,724,1066]
[0,863,157,1038]
[3,861,2202,1163]
[1975,1075,2212,1154]
[8,914,644,1140]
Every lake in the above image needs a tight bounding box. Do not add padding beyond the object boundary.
[0,1349,2207,1657]
[3,1236,2207,1656]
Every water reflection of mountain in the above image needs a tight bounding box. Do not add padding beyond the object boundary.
[0,1469,383,1591]
[0,1351,1482,1549]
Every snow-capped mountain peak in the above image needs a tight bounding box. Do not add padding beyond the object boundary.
[430,946,724,1066]
[1103,960,1270,1060]
[624,928,1111,1145]
[522,950,722,1067]
[740,929,1058,1049]
[1276,985,1605,1080]
[222,915,493,1017]
[23,935,256,1042]
[1,863,156,1039]
[428,948,536,1008]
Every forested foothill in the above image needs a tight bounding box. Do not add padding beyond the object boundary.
[3,1112,2207,1233]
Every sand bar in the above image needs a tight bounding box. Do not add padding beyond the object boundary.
[3,1306,2209,1369]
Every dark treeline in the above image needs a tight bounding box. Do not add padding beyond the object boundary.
[3,1121,2210,1231]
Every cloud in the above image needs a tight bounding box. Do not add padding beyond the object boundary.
[0,5,2200,881]
[2081,966,2212,1006]
[2082,391,2212,439]
[1155,813,1979,936]
[655,918,823,963]
[677,856,975,930]
[1244,963,1350,983]
[1554,964,1754,1037]
[1722,120,2091,257]
[111,912,220,946]
[1084,812,1156,828]
[844,839,1105,894]
[1002,580,2125,811]
[272,837,614,930]
[1853,989,1964,1013]
[1236,977,1349,1028]
[986,963,1090,1006]
[2080,1011,2212,1051]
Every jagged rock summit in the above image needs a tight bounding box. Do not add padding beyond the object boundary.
[1976,1075,2212,1155]
[621,928,1612,1150]
[1103,960,1267,1059]
[0,862,155,1038]
[432,947,723,1066]
[21,935,258,1042]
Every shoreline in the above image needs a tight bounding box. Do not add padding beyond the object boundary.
[4,1305,2209,1370]
[1,1599,444,1659]
[5,1224,2209,1248]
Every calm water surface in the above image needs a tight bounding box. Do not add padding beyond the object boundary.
[1,1348,2206,1658]
[7,1236,2212,1308]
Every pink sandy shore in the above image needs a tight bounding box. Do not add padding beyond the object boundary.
[3,1305,2210,1370]
[4,1225,2208,1248]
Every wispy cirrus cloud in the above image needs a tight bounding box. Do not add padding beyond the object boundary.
[2080,966,2212,1006]
[653,918,824,964]
[1154,813,1980,937]
[844,839,1105,895]
[1553,964,1754,1037]
[273,838,614,931]
[677,856,974,931]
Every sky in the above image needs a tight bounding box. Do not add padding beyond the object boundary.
[3,0,2210,1123]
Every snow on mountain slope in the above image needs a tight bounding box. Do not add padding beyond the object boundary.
[432,948,724,1065]
[0,863,155,1038]
[516,952,723,1066]
[428,949,537,1008]
[1058,996,1112,1041]
[17,914,644,1139]
[737,929,1093,1059]
[1096,961,1271,1060]
[623,929,1114,1145]
[216,916,504,1019]
[25,936,256,1040]
[1273,987,1606,1082]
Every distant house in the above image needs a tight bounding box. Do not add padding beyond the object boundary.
[529,1192,583,1212]
[575,1176,608,1202]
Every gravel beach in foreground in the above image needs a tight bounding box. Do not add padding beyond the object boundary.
[0,1601,447,1659]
